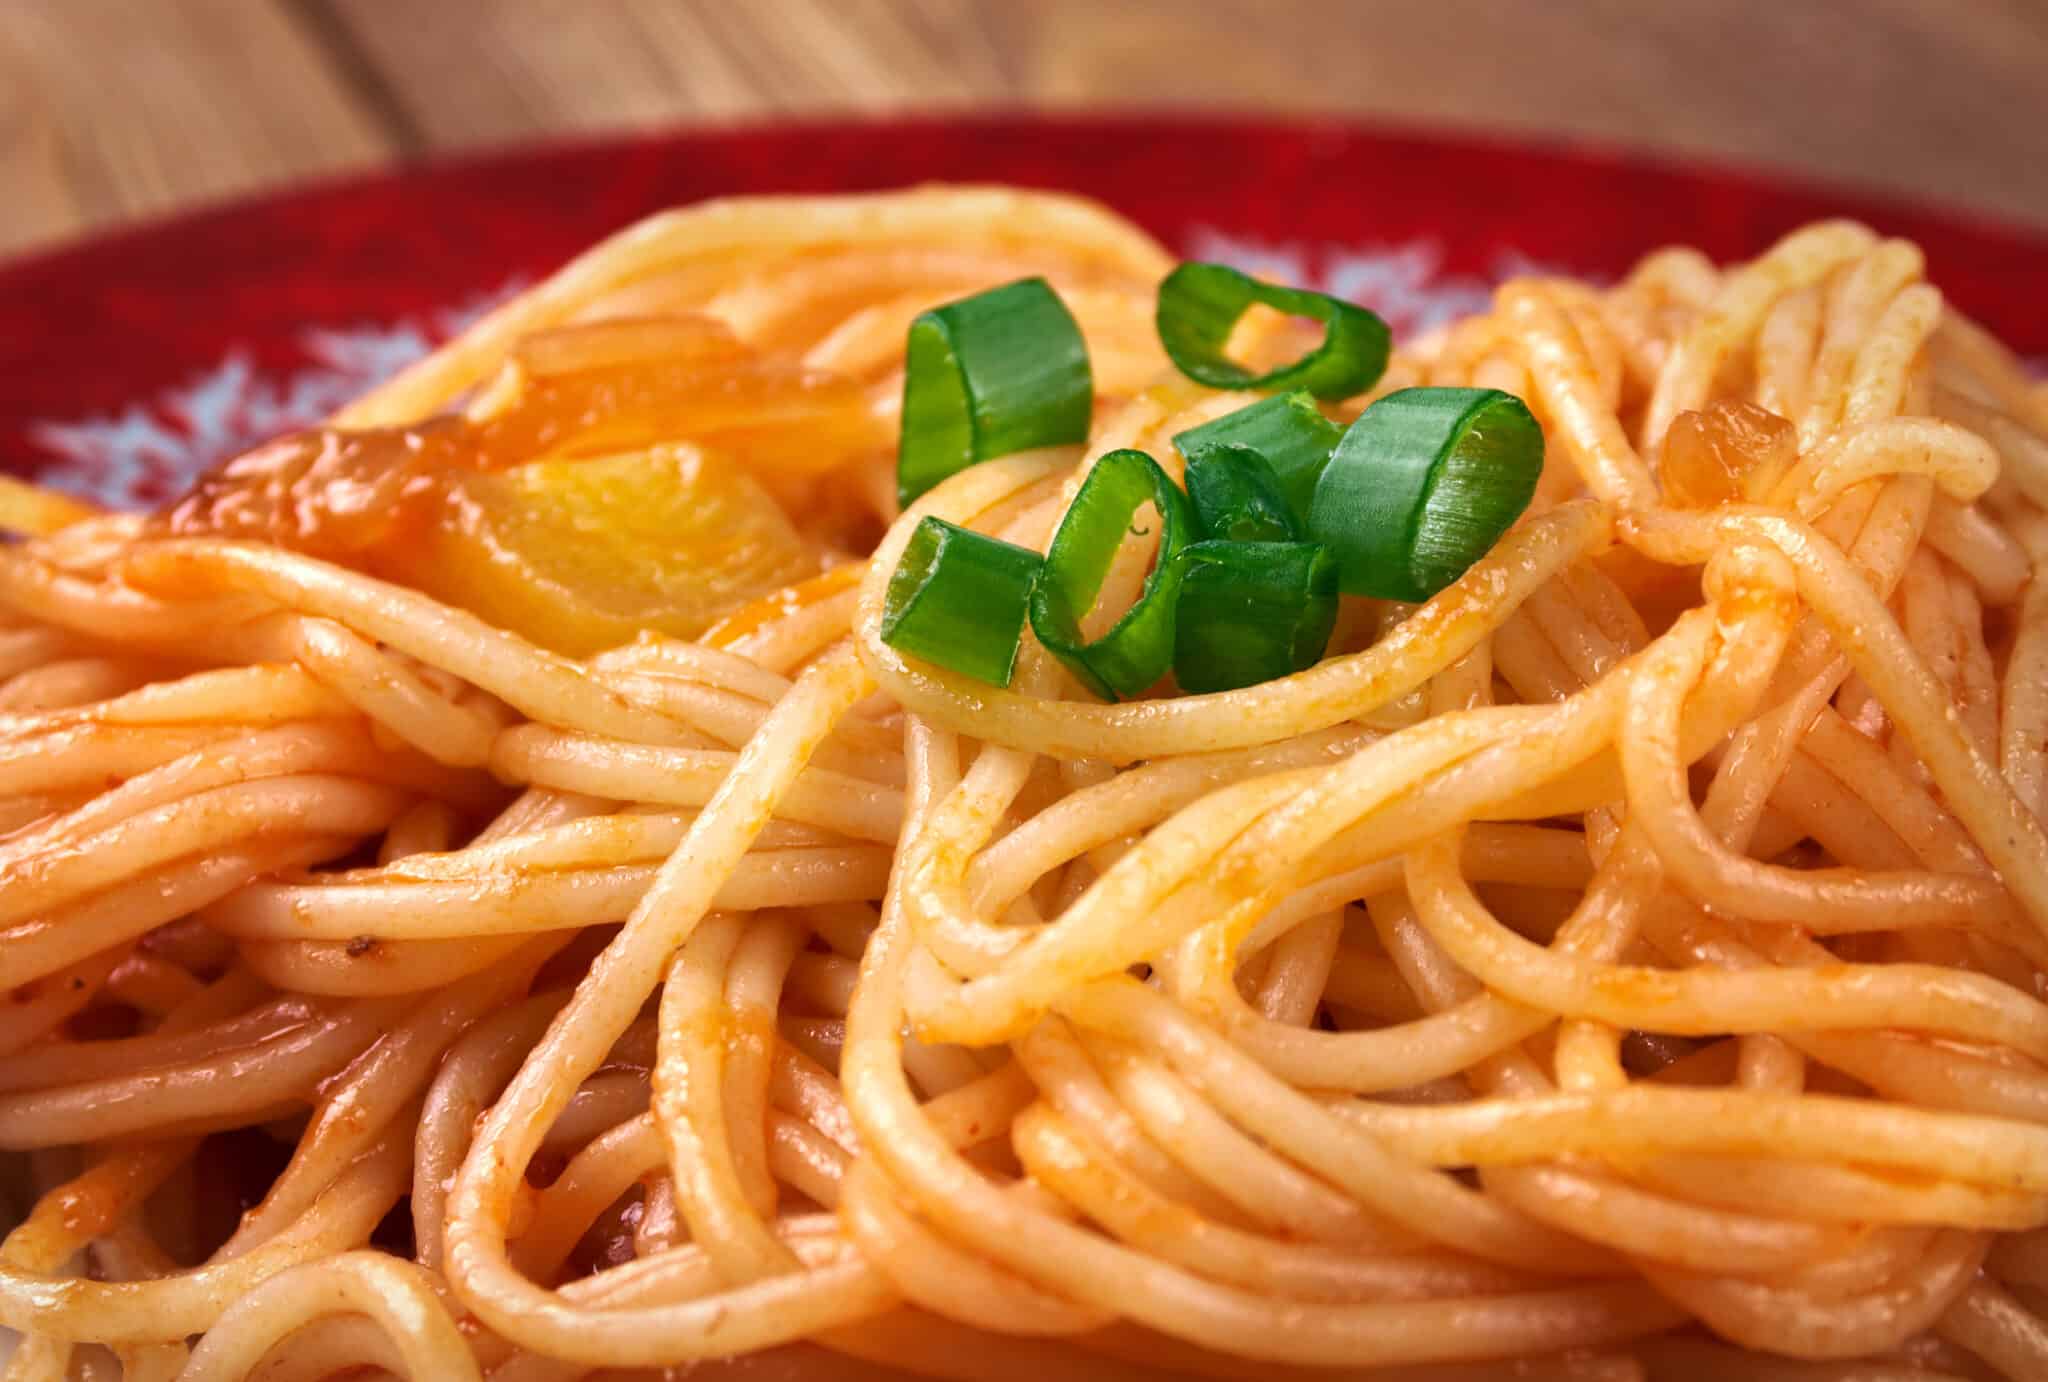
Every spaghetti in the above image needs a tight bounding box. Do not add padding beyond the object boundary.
[0,187,2044,1380]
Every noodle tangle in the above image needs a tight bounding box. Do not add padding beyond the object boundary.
[0,187,2044,1380]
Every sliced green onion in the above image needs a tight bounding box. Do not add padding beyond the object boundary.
[1172,541,1340,693]
[880,517,1043,687]
[1174,391,1344,522]
[1029,449,1197,700]
[1183,448,1299,543]
[897,278,1093,508]
[1155,264,1390,401]
[1308,387,1544,603]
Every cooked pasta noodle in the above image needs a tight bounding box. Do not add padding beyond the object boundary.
[0,186,2045,1380]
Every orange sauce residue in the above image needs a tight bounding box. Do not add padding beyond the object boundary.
[150,313,899,653]
[1661,400,1797,509]
[158,313,885,564]
[160,422,466,561]
[472,353,884,478]
[702,564,865,650]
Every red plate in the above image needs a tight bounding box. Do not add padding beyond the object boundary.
[2,114,2044,509]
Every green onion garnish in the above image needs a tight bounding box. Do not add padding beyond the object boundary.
[1172,541,1339,693]
[896,278,1093,508]
[1155,264,1391,401]
[1174,391,1345,524]
[1029,449,1197,700]
[1308,387,1544,603]
[880,517,1043,686]
[1183,448,1300,543]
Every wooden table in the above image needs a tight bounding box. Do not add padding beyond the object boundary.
[4,0,2047,261]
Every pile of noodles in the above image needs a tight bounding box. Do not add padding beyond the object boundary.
[1,187,2046,1382]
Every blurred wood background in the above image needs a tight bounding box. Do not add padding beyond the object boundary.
[4,0,2047,260]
